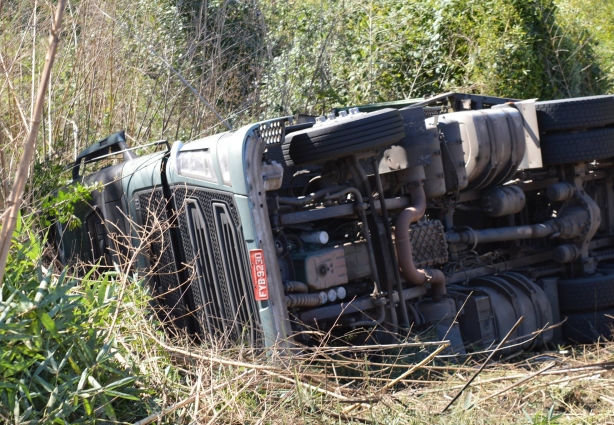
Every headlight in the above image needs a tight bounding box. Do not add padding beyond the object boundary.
[176,149,217,183]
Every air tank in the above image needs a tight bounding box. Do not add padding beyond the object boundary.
[481,185,526,217]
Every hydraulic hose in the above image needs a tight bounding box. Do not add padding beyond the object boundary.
[395,185,446,299]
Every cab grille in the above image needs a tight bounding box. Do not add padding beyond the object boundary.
[174,187,261,345]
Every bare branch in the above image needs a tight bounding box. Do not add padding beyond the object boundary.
[0,0,67,284]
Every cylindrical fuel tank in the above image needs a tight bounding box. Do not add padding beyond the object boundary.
[480,185,526,217]
[423,124,446,199]
[428,108,526,190]
[436,119,468,192]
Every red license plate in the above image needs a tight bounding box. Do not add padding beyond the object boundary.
[250,249,269,301]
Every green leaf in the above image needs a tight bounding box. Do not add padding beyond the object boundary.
[37,280,76,310]
[77,369,88,391]
[96,340,112,363]
[103,389,140,401]
[32,376,54,393]
[104,376,136,391]
[99,394,117,421]
[98,274,109,306]
[37,311,59,339]
[83,398,92,416]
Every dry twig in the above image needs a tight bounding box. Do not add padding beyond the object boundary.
[442,316,525,413]
[0,0,67,284]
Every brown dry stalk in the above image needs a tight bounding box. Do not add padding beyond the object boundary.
[442,315,525,413]
[132,394,197,425]
[476,361,556,405]
[337,342,450,415]
[262,369,359,402]
[521,371,601,398]
[0,149,7,209]
[133,368,256,425]
[0,0,67,284]
[382,342,450,392]
[0,53,30,131]
[204,375,256,425]
[147,329,277,371]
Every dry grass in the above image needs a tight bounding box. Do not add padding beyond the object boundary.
[110,280,614,425]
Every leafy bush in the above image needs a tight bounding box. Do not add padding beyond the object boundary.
[0,218,147,423]
[260,0,612,116]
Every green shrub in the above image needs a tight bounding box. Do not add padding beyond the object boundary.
[0,218,147,423]
[260,0,612,116]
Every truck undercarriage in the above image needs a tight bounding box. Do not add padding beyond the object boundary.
[59,93,614,353]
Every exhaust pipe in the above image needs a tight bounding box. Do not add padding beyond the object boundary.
[395,185,446,298]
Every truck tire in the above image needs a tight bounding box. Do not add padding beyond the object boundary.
[558,270,614,313]
[540,127,614,165]
[562,308,614,343]
[282,108,405,166]
[536,95,614,133]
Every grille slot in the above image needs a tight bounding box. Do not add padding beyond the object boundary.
[175,187,261,345]
[185,201,226,338]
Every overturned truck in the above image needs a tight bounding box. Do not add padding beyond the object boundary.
[58,93,614,352]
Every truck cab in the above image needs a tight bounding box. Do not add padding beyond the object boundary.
[59,93,614,350]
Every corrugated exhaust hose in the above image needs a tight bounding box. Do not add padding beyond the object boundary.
[395,185,446,299]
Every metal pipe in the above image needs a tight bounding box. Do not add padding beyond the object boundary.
[372,157,410,328]
[445,222,557,246]
[283,281,309,294]
[348,155,399,333]
[344,185,383,297]
[278,185,348,206]
[350,305,387,328]
[395,185,446,298]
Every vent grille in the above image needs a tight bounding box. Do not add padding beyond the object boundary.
[174,187,261,345]
[137,189,190,330]
[423,106,445,117]
[410,219,449,268]
[258,119,287,146]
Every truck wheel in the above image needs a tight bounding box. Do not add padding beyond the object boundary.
[558,270,614,313]
[282,108,405,166]
[540,127,614,165]
[536,95,614,132]
[562,308,614,343]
